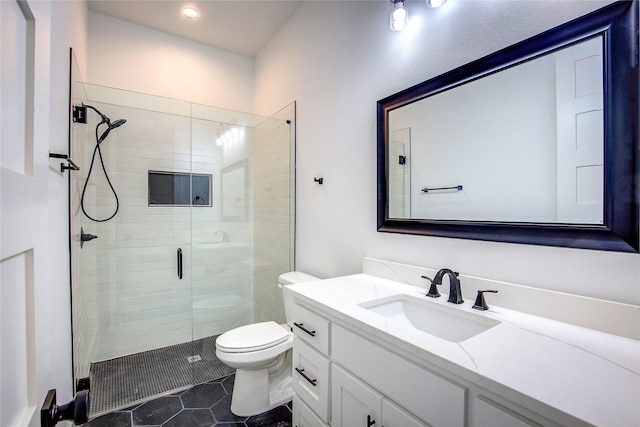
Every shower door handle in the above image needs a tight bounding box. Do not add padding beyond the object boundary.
[177,248,183,280]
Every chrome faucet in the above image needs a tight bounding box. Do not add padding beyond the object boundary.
[427,269,463,304]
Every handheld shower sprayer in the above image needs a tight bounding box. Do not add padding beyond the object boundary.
[80,104,127,222]
[110,119,127,129]
[83,104,127,144]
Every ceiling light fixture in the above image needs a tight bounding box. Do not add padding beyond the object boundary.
[426,0,447,8]
[390,0,408,31]
[182,6,200,19]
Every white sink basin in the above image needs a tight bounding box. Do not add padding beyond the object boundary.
[360,294,500,343]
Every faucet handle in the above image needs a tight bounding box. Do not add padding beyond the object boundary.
[421,275,441,298]
[472,290,498,311]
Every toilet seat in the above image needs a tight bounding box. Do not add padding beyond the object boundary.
[216,321,290,353]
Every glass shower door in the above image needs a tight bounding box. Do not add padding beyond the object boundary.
[70,83,198,415]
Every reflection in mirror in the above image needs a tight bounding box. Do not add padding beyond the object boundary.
[377,1,638,252]
[388,127,411,218]
[388,36,603,224]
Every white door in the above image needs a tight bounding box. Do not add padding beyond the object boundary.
[555,36,604,224]
[2,1,52,426]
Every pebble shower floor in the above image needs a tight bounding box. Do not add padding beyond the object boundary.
[89,335,233,415]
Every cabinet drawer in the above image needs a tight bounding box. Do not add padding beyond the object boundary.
[293,336,330,422]
[293,395,329,427]
[292,304,330,354]
[332,324,466,427]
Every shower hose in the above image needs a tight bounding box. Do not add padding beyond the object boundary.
[80,106,124,222]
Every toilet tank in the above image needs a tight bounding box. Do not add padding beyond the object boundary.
[279,271,319,326]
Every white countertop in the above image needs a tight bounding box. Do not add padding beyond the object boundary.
[287,273,640,427]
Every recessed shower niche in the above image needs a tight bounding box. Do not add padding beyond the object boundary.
[68,50,295,416]
[148,171,212,206]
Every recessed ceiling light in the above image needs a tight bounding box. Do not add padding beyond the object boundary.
[182,6,200,19]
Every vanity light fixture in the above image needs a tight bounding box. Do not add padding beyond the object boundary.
[390,0,409,31]
[426,0,447,8]
[389,0,447,31]
[181,6,200,19]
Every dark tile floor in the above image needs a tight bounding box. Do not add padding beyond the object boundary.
[86,374,292,427]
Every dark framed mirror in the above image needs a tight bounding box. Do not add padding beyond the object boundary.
[377,0,638,253]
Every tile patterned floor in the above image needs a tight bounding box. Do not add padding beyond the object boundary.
[86,374,292,427]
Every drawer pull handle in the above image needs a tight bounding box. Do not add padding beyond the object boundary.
[295,367,317,386]
[367,415,376,426]
[294,322,316,337]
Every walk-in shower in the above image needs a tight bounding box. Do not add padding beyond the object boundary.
[68,52,295,417]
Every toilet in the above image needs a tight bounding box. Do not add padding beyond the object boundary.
[215,271,319,416]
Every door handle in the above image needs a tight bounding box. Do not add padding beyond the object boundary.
[177,248,183,279]
[41,389,89,426]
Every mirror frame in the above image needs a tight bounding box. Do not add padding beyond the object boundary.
[377,0,638,253]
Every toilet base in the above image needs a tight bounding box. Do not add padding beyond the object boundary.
[230,351,292,416]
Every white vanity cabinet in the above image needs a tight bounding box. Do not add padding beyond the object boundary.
[332,364,428,427]
[291,300,561,427]
[287,271,639,427]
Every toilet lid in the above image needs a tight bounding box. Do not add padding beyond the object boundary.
[216,321,289,352]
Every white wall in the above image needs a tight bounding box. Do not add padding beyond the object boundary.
[87,11,254,112]
[253,0,640,306]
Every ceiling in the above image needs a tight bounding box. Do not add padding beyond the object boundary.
[87,0,304,57]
